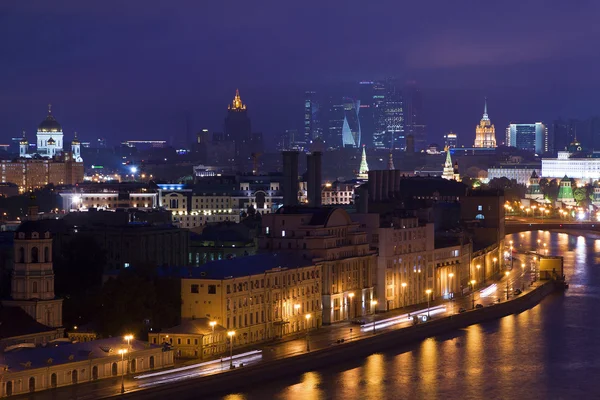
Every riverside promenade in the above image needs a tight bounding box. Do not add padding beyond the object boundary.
[14,252,555,400]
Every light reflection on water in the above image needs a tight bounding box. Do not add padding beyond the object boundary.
[221,231,600,399]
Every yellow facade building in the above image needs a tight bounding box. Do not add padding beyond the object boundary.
[1,154,84,192]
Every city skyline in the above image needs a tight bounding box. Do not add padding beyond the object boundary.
[1,1,600,148]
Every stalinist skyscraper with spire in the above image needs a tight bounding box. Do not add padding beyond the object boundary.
[473,98,496,148]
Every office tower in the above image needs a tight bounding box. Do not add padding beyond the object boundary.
[371,81,387,149]
[406,134,415,153]
[224,89,252,171]
[342,98,361,148]
[304,91,322,142]
[505,123,547,153]
[282,151,299,206]
[359,82,375,149]
[444,132,458,148]
[327,100,345,149]
[551,119,578,153]
[384,78,404,150]
[306,151,322,207]
[473,98,497,148]
[405,81,426,151]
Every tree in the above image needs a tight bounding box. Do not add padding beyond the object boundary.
[574,187,587,203]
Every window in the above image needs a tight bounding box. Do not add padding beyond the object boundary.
[191,284,199,293]
[208,285,217,294]
[477,205,482,211]
[475,214,485,220]
[31,247,39,263]
[282,230,286,237]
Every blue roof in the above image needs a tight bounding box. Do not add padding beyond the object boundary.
[157,253,314,280]
[0,337,159,372]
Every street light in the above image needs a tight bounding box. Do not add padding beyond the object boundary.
[425,289,432,319]
[118,348,128,394]
[505,271,510,300]
[305,314,311,351]
[294,303,301,315]
[209,321,217,354]
[227,331,235,369]
[448,273,454,313]
[370,300,378,333]
[470,280,476,309]
[124,334,133,375]
[348,293,355,320]
[401,283,407,307]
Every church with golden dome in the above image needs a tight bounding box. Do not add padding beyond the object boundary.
[473,98,497,148]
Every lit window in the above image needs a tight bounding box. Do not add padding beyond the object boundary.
[477,205,482,211]
[282,230,286,237]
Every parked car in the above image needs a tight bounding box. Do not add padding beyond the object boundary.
[351,318,366,325]
[514,289,522,295]
[458,307,467,313]
[475,303,484,309]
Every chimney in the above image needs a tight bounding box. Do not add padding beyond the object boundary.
[307,151,322,207]
[282,151,299,207]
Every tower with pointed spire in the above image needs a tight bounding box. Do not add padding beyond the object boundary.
[357,145,369,179]
[19,130,28,157]
[442,147,460,181]
[71,131,82,162]
[387,152,395,170]
[473,98,496,148]
[225,89,253,172]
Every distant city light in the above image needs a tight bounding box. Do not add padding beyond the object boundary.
[130,166,138,174]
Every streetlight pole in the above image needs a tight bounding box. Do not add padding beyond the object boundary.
[348,293,355,321]
[370,300,377,334]
[124,334,133,374]
[425,289,432,319]
[209,321,217,355]
[470,280,476,309]
[227,331,235,369]
[401,283,407,308]
[505,271,510,300]
[118,349,127,394]
[448,273,454,313]
[305,314,311,352]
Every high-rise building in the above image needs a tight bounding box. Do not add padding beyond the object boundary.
[359,82,375,149]
[405,81,426,151]
[371,82,387,149]
[327,100,345,149]
[444,132,458,148]
[304,91,322,142]
[342,98,361,148]
[224,89,252,171]
[384,79,404,150]
[473,98,497,148]
[505,123,547,153]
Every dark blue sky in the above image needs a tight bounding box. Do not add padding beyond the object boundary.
[1,0,599,148]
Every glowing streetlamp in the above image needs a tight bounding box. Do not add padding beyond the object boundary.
[370,300,378,333]
[227,331,235,369]
[348,293,355,320]
[401,282,407,307]
[425,289,432,319]
[209,321,217,354]
[294,303,301,315]
[118,348,128,393]
[470,280,476,309]
[505,271,510,300]
[305,314,311,351]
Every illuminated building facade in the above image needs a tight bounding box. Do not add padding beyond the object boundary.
[260,207,376,325]
[1,155,84,192]
[384,78,404,150]
[304,91,322,142]
[444,132,458,148]
[506,123,548,153]
[342,98,361,148]
[473,99,497,148]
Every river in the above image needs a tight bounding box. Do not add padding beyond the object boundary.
[217,231,600,400]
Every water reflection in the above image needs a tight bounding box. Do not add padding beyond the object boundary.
[223,231,600,399]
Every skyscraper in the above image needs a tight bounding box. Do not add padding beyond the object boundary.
[384,78,404,150]
[359,82,375,149]
[304,91,322,142]
[342,98,361,148]
[405,81,426,152]
[224,89,252,170]
[444,132,458,148]
[371,82,387,149]
[505,123,547,154]
[473,98,497,148]
[327,100,345,149]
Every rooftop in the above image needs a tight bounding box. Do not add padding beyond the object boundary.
[0,306,57,340]
[0,337,159,372]
[152,252,314,280]
[160,318,227,335]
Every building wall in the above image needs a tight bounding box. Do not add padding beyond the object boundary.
[542,157,600,180]
[487,166,541,186]
[0,158,84,192]
[0,347,173,397]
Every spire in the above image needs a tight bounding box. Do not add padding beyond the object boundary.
[229,89,246,111]
[387,152,395,170]
[482,97,489,120]
[48,103,52,115]
[358,145,369,178]
[20,130,28,145]
[444,146,452,168]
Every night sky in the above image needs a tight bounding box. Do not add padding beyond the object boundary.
[1,1,599,148]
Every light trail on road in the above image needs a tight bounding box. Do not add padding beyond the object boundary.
[359,305,447,331]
